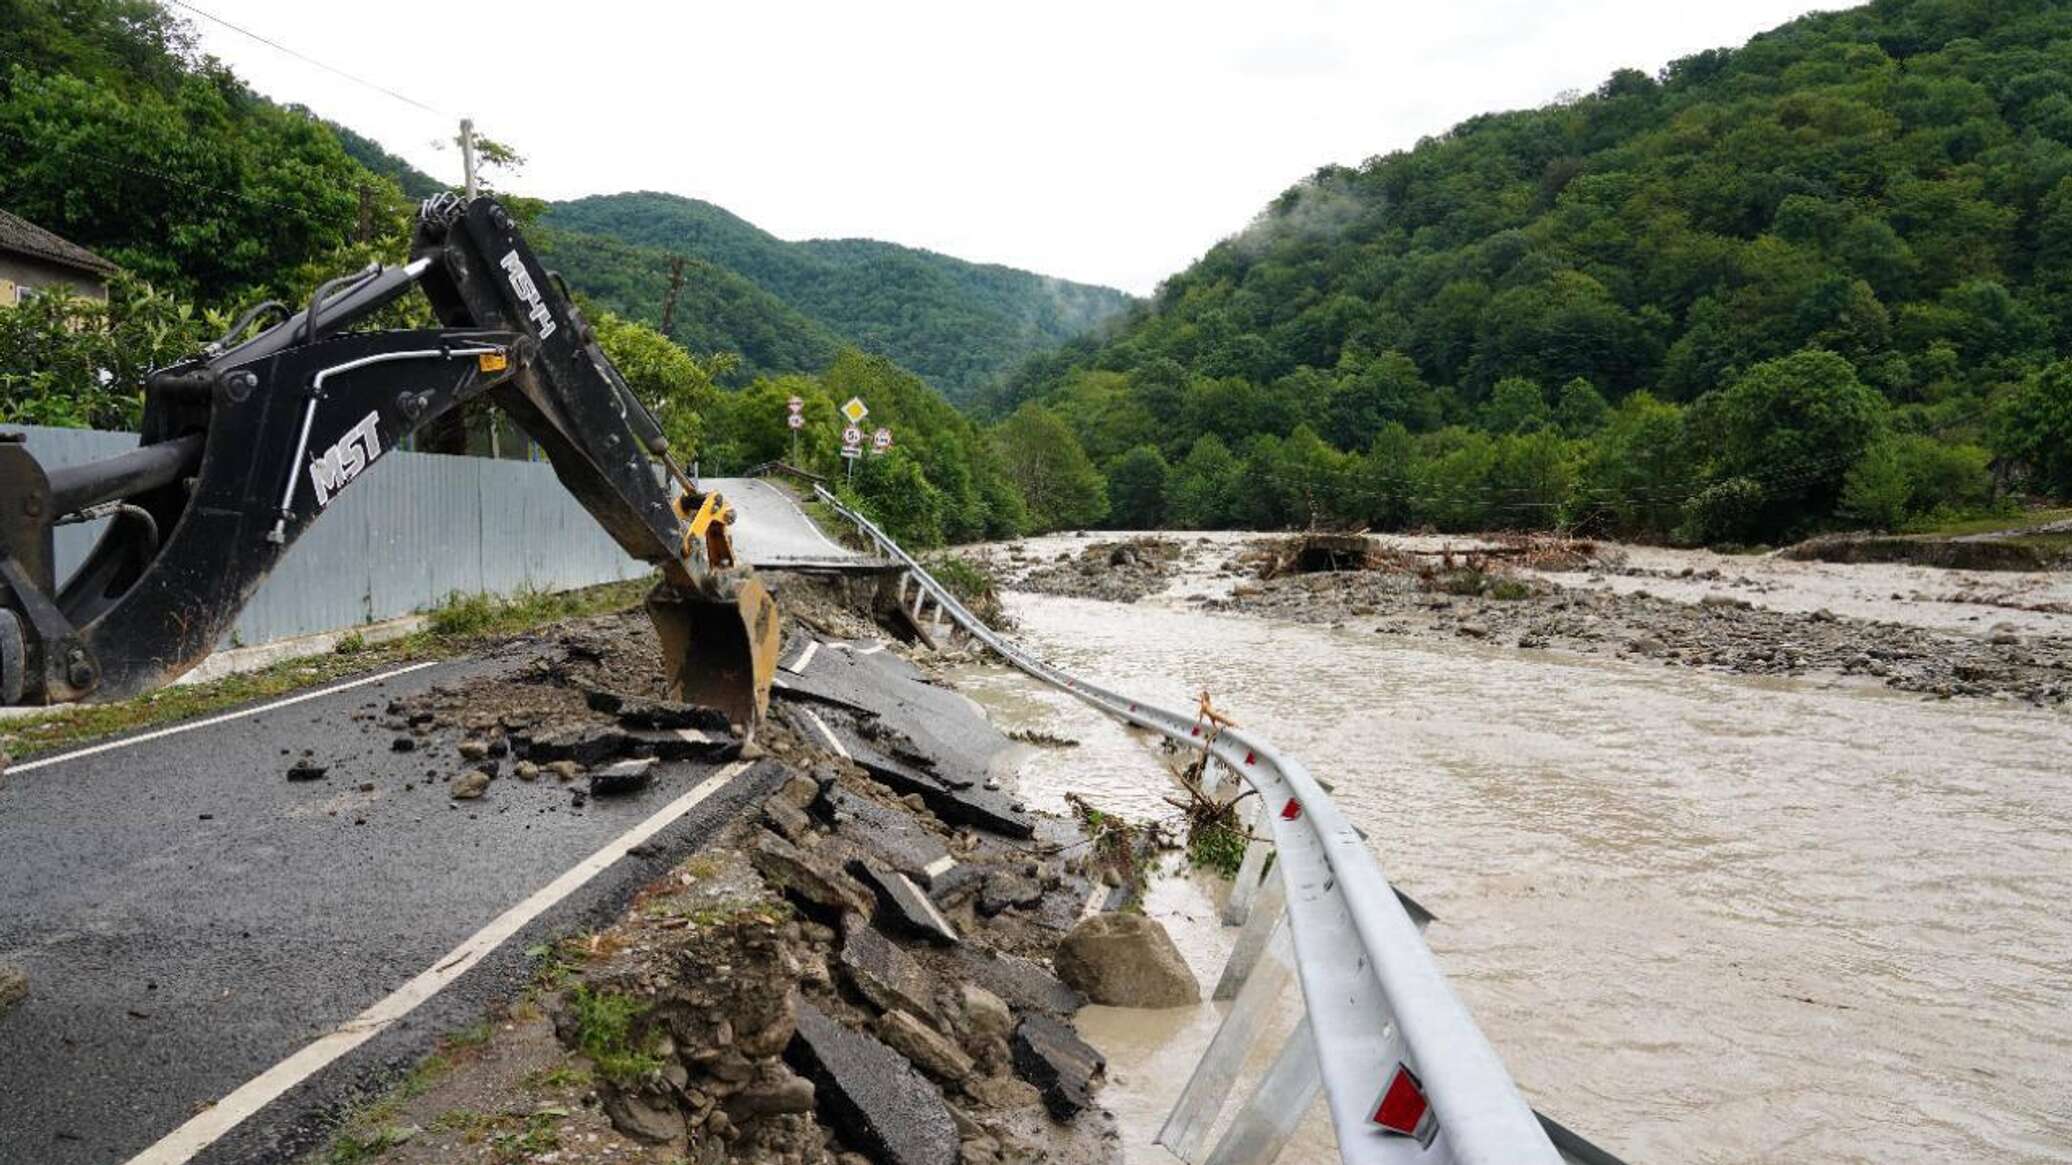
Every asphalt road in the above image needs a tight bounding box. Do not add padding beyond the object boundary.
[0,653,782,1165]
[706,478,889,570]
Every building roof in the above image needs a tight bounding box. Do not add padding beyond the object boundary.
[0,209,120,278]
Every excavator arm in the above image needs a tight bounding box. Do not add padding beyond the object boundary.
[0,195,779,726]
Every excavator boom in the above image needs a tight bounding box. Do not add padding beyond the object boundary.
[0,195,778,726]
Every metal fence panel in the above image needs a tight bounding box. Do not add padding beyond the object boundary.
[10,424,645,649]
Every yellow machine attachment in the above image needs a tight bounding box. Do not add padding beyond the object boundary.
[646,488,781,729]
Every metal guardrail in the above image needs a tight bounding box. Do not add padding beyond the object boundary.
[808,484,1569,1165]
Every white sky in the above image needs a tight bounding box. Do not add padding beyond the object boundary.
[180,0,1841,295]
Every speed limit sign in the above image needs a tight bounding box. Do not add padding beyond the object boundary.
[787,413,804,430]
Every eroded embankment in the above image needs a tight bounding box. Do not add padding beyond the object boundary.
[1205,539,2071,706]
[306,573,1180,1165]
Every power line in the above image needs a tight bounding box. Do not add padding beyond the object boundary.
[165,0,453,119]
[0,128,333,221]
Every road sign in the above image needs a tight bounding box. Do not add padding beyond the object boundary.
[786,395,804,414]
[842,425,863,447]
[840,397,869,425]
[787,413,804,430]
[839,445,862,459]
[870,426,893,455]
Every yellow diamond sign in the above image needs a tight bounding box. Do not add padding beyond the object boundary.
[840,396,869,424]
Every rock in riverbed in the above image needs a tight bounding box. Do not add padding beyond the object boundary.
[1053,912,1199,1007]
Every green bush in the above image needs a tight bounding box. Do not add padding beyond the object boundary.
[1842,434,1994,530]
[426,593,499,637]
[563,987,661,1085]
[1677,476,1767,545]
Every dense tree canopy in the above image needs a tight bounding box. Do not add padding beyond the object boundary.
[988,0,2072,541]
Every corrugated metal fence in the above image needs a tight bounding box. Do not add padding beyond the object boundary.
[15,424,648,648]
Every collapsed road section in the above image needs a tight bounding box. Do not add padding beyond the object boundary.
[811,483,1614,1165]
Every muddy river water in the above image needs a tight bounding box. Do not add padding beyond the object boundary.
[952,538,2071,1164]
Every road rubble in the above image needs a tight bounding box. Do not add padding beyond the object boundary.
[302,572,1155,1165]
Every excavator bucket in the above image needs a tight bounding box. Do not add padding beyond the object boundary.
[645,574,781,730]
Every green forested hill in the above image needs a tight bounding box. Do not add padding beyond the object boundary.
[991,0,2072,541]
[543,192,1134,404]
[532,228,845,379]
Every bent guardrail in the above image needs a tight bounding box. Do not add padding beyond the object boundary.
[807,483,1575,1165]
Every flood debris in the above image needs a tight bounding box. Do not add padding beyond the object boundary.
[1213,542,2072,705]
[1010,537,1184,602]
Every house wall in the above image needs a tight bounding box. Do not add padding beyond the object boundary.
[0,253,109,305]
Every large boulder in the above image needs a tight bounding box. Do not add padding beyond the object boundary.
[1053,913,1198,1008]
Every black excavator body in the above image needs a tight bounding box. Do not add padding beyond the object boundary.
[0,195,777,725]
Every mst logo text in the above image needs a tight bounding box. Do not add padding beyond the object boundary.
[309,410,382,508]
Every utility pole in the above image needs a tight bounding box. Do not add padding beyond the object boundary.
[460,117,478,200]
[355,182,374,243]
[660,255,686,336]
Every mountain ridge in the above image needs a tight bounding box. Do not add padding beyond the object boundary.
[542,191,1133,402]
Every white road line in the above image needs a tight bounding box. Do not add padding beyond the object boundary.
[124,758,756,1165]
[8,662,441,776]
[798,708,850,759]
[784,640,819,675]
[897,870,960,941]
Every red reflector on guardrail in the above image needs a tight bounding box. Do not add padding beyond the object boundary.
[1280,799,1302,821]
[1371,1064,1435,1144]
[1244,751,1255,765]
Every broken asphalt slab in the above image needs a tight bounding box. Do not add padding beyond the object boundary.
[820,785,955,883]
[850,860,960,945]
[1012,1013,1106,1121]
[808,710,1034,839]
[945,947,1084,1017]
[839,917,942,1021]
[771,642,1011,789]
[787,999,959,1165]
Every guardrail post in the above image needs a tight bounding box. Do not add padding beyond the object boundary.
[1221,795,1275,925]
[1200,1016,1324,1165]
[1158,923,1298,1161]
[1214,867,1287,1001]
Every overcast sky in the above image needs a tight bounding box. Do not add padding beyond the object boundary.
[180,0,1839,295]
